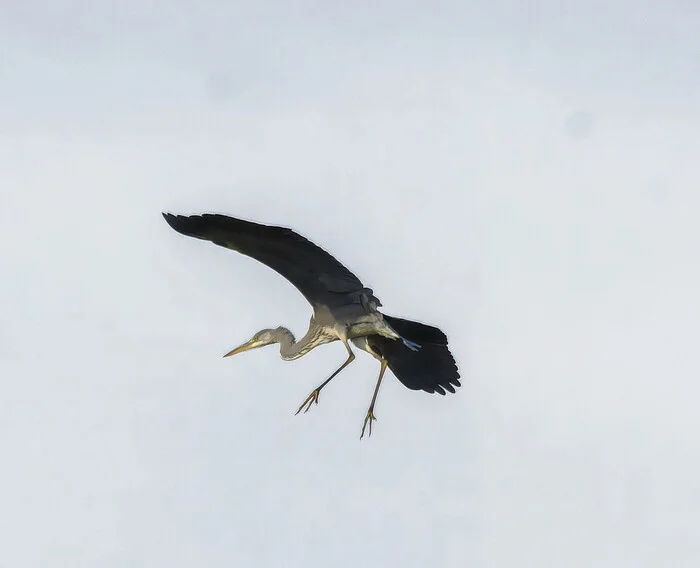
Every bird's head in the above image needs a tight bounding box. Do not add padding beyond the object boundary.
[223,328,280,358]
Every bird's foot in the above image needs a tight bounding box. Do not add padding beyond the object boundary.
[295,389,320,415]
[402,338,421,351]
[360,409,377,439]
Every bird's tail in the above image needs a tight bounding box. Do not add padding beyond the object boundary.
[370,315,461,395]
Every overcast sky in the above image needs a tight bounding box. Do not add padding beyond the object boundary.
[1,2,699,567]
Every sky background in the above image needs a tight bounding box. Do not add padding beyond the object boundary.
[1,1,699,566]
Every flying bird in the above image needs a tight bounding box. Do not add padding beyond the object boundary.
[163,212,460,438]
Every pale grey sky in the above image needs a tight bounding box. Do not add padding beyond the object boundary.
[1,2,699,567]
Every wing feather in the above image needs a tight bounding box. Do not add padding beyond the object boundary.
[163,213,376,308]
[368,315,461,395]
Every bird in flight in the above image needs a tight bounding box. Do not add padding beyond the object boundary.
[163,213,460,438]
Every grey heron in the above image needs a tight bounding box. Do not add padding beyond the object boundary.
[163,212,460,438]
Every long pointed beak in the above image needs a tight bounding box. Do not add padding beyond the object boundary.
[223,341,259,358]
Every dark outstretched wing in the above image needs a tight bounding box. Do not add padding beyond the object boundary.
[163,213,376,308]
[368,315,461,395]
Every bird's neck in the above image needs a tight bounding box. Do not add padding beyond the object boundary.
[276,325,327,361]
[275,327,303,360]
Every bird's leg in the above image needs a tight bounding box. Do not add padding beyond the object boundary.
[295,340,355,415]
[360,359,388,439]
[401,338,421,351]
[383,319,421,351]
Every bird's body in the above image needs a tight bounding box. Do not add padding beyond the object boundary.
[163,212,460,437]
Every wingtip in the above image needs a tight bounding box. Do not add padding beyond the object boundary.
[162,212,182,230]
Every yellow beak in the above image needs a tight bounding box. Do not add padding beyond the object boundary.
[222,340,260,358]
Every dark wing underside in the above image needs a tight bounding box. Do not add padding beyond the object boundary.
[163,213,377,308]
[368,315,461,395]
